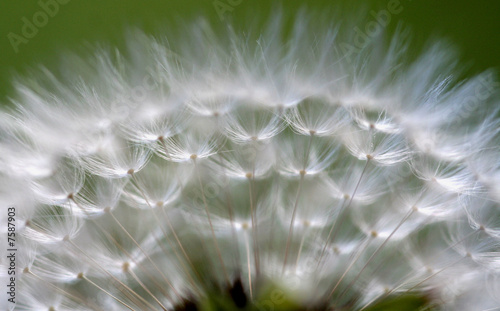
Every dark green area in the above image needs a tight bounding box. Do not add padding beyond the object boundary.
[175,279,436,310]
[363,294,434,311]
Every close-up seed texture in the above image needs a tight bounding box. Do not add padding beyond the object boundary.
[0,2,499,311]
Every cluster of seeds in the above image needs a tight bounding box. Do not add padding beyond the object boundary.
[1,19,499,311]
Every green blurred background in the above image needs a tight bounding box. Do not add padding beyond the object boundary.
[0,0,499,102]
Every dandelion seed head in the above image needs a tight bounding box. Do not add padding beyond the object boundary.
[1,10,500,311]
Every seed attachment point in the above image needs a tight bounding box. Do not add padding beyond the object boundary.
[122,262,130,272]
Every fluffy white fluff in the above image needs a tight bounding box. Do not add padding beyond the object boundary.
[1,13,499,311]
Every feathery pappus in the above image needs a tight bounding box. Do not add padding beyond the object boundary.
[1,10,500,311]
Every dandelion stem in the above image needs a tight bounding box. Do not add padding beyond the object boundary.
[438,228,481,255]
[404,255,467,293]
[217,153,242,271]
[294,226,309,271]
[282,172,305,274]
[66,239,160,310]
[267,173,281,263]
[250,140,261,276]
[327,235,374,300]
[243,230,254,300]
[69,197,174,299]
[360,230,479,311]
[316,197,347,269]
[127,171,202,292]
[158,138,205,275]
[160,207,204,281]
[127,268,169,311]
[193,158,230,285]
[317,158,371,271]
[97,220,172,299]
[333,158,370,239]
[82,275,138,311]
[108,210,181,299]
[282,134,314,274]
[26,270,96,309]
[247,174,260,276]
[336,207,416,301]
[26,212,158,309]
